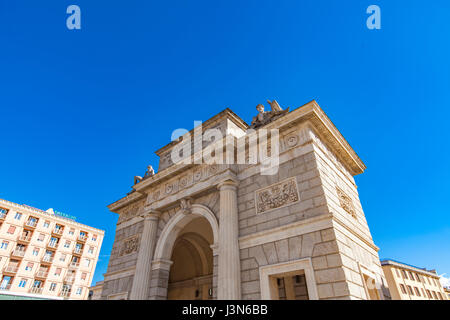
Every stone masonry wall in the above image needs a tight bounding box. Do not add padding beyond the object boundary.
[240,228,355,300]
[237,147,329,237]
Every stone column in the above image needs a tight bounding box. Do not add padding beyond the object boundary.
[217,179,241,299]
[129,210,159,300]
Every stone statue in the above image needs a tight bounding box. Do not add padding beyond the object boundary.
[250,99,290,129]
[144,165,155,177]
[134,176,143,185]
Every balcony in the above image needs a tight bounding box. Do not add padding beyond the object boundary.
[29,287,43,294]
[52,228,64,236]
[35,270,49,279]
[64,276,75,284]
[0,284,11,291]
[73,247,83,255]
[3,265,19,274]
[25,220,37,228]
[77,234,88,242]
[18,234,32,243]
[41,256,54,264]
[69,262,80,269]
[11,249,26,258]
[47,242,59,249]
[59,289,71,298]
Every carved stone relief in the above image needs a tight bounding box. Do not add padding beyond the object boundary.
[119,235,140,256]
[336,186,356,218]
[255,177,300,214]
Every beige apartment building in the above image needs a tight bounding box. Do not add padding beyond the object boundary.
[381,259,447,300]
[0,198,104,300]
[100,100,390,300]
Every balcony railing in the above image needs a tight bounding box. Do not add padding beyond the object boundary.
[52,228,63,236]
[78,234,88,242]
[41,256,54,263]
[29,287,43,294]
[64,276,75,284]
[25,220,37,228]
[59,290,71,297]
[35,270,49,278]
[11,249,26,258]
[3,265,19,274]
[47,242,58,249]
[0,284,11,291]
[18,234,32,242]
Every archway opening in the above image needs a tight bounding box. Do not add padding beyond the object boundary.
[167,217,214,300]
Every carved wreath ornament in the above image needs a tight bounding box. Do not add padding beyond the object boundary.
[255,178,300,214]
[119,235,140,256]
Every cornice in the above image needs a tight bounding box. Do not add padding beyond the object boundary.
[0,198,105,234]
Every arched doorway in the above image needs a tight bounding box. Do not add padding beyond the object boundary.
[167,217,214,299]
[151,204,219,300]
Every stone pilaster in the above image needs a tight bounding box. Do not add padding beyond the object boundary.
[129,209,159,300]
[217,179,241,299]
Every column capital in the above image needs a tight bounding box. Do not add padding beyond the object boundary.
[217,179,239,190]
[140,206,160,220]
[151,259,173,271]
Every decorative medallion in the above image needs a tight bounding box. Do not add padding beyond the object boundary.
[285,133,298,148]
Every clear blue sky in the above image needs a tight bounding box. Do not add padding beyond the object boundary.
[1,1,449,285]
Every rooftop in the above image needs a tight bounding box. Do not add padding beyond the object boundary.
[381,258,439,277]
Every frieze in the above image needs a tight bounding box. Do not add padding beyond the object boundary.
[255,177,300,214]
[117,202,143,224]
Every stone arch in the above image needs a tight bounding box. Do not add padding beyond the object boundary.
[153,204,219,261]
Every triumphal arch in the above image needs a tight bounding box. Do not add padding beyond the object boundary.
[101,100,390,300]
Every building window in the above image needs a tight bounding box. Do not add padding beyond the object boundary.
[84,259,90,267]
[407,285,414,295]
[414,273,420,282]
[88,246,94,254]
[414,287,420,296]
[49,283,57,292]
[408,271,414,281]
[18,279,27,288]
[54,268,62,276]
[426,289,432,299]
[32,248,39,256]
[395,269,400,277]
[438,292,443,300]
[37,233,45,242]
[14,213,22,220]
[400,284,407,294]
[432,291,438,299]
[1,241,9,250]
[7,226,16,234]
[81,273,87,280]
[92,234,97,242]
[69,228,74,235]
[0,208,8,218]
[402,270,408,279]
[64,241,71,248]
[25,262,34,271]
[60,254,66,262]
[76,287,82,295]
[43,221,50,228]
